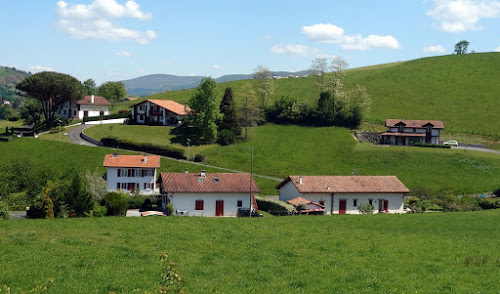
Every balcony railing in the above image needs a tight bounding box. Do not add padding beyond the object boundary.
[149,110,163,116]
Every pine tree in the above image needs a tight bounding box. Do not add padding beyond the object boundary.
[219,87,241,136]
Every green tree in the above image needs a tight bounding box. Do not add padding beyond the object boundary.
[219,87,241,137]
[253,65,275,106]
[188,77,219,144]
[97,81,127,103]
[19,99,43,126]
[41,181,54,219]
[0,105,12,120]
[66,173,93,217]
[239,83,262,140]
[83,78,97,95]
[454,40,469,54]
[16,71,84,123]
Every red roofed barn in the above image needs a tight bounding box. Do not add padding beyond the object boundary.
[131,99,190,126]
[158,170,260,216]
[277,175,409,214]
[103,154,160,194]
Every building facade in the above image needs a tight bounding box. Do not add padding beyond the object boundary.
[131,99,190,126]
[56,95,111,119]
[103,154,160,194]
[380,119,445,146]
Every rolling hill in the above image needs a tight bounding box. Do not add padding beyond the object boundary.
[135,53,500,135]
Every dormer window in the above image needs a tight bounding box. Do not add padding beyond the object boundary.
[398,125,404,132]
[426,126,432,132]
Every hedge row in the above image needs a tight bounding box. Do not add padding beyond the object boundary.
[100,137,185,159]
[414,142,451,148]
[83,111,130,123]
[255,197,296,216]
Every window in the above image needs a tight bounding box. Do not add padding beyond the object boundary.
[398,125,404,132]
[353,199,358,207]
[135,169,141,177]
[426,126,432,132]
[413,128,416,133]
[237,200,243,207]
[128,169,134,177]
[144,183,152,190]
[121,183,127,189]
[195,200,204,210]
[143,169,154,177]
[368,199,373,206]
[116,183,120,190]
[117,169,121,177]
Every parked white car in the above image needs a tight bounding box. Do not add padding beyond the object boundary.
[443,140,458,147]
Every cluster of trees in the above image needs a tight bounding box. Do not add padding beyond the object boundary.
[15,72,127,126]
[0,160,129,219]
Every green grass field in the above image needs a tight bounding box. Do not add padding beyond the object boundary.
[83,123,500,194]
[1,211,500,293]
[113,53,500,136]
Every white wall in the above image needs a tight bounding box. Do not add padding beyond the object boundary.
[169,193,251,217]
[106,167,157,194]
[78,105,110,119]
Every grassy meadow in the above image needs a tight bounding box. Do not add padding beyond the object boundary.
[83,123,500,194]
[114,53,500,136]
[2,211,500,293]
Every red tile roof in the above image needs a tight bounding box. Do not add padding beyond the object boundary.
[287,197,325,208]
[133,99,190,115]
[159,172,260,193]
[385,119,445,129]
[77,95,112,106]
[103,154,160,168]
[276,176,409,193]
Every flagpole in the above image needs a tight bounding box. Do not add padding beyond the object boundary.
[249,147,253,217]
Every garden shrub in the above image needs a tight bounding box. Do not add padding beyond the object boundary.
[358,203,374,214]
[479,198,500,210]
[194,154,205,162]
[92,202,107,217]
[100,137,185,159]
[0,201,11,220]
[166,203,174,216]
[217,129,236,145]
[102,192,128,216]
[128,194,146,209]
[256,197,296,215]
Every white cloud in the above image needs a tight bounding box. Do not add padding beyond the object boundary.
[301,23,400,50]
[427,0,500,32]
[212,64,222,70]
[495,46,500,52]
[27,65,55,73]
[423,44,447,53]
[115,50,133,57]
[270,44,330,58]
[56,0,156,45]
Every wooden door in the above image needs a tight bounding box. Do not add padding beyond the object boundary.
[383,200,389,211]
[339,199,346,214]
[215,200,224,216]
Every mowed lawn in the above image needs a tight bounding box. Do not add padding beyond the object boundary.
[1,211,500,293]
[84,123,500,193]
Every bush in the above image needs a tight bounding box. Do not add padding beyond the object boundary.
[358,203,374,214]
[194,154,205,162]
[479,198,500,210]
[217,129,236,145]
[128,194,146,209]
[166,203,174,216]
[92,202,108,217]
[100,137,185,159]
[49,127,64,134]
[0,201,11,220]
[101,192,128,216]
[256,197,296,215]
[8,116,19,122]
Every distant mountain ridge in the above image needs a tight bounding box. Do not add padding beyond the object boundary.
[0,66,30,85]
[121,70,309,97]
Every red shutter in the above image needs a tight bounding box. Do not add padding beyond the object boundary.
[117,183,120,190]
[195,200,204,210]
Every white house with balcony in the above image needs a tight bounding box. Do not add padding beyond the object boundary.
[277,175,409,214]
[131,99,190,126]
[103,154,160,194]
[158,170,260,216]
[56,95,111,119]
[380,119,445,146]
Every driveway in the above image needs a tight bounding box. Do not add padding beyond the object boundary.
[452,146,500,155]
[67,124,98,147]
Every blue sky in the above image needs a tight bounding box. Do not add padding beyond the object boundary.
[2,0,500,84]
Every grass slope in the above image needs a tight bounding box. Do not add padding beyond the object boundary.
[116,53,500,135]
[1,211,500,293]
[85,124,500,194]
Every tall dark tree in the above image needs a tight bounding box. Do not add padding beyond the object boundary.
[65,173,93,217]
[454,40,469,54]
[83,78,97,95]
[16,71,84,123]
[97,81,127,103]
[219,87,241,136]
[20,99,43,126]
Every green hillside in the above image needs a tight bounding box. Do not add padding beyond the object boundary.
[2,211,500,293]
[122,53,500,135]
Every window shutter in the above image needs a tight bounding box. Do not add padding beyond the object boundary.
[117,169,121,177]
[144,183,146,190]
[117,183,120,190]
[142,169,145,177]
[195,200,204,210]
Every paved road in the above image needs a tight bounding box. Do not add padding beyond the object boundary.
[67,124,98,147]
[452,146,500,155]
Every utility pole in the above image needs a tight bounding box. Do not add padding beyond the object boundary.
[249,147,253,216]
[187,138,191,161]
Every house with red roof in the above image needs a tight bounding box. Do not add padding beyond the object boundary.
[56,95,112,119]
[131,99,190,126]
[277,175,409,214]
[103,154,160,194]
[380,119,445,146]
[158,170,260,216]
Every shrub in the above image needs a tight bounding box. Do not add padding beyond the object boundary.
[217,129,236,145]
[0,201,11,220]
[493,188,500,198]
[100,137,185,159]
[102,192,128,216]
[92,202,108,217]
[358,203,374,214]
[8,116,19,122]
[166,203,174,216]
[194,154,205,162]
[128,194,146,209]
[479,198,500,210]
[256,197,296,215]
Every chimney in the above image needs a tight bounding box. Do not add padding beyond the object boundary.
[143,155,147,163]
[91,94,94,104]
[112,153,118,158]
[184,168,188,173]
[200,170,206,178]
[299,176,303,184]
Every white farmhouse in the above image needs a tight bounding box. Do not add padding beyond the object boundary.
[380,119,445,146]
[103,154,160,194]
[277,176,409,214]
[131,99,190,126]
[56,95,112,119]
[158,171,260,217]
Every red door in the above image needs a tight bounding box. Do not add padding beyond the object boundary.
[215,200,224,216]
[383,200,389,211]
[339,199,347,214]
